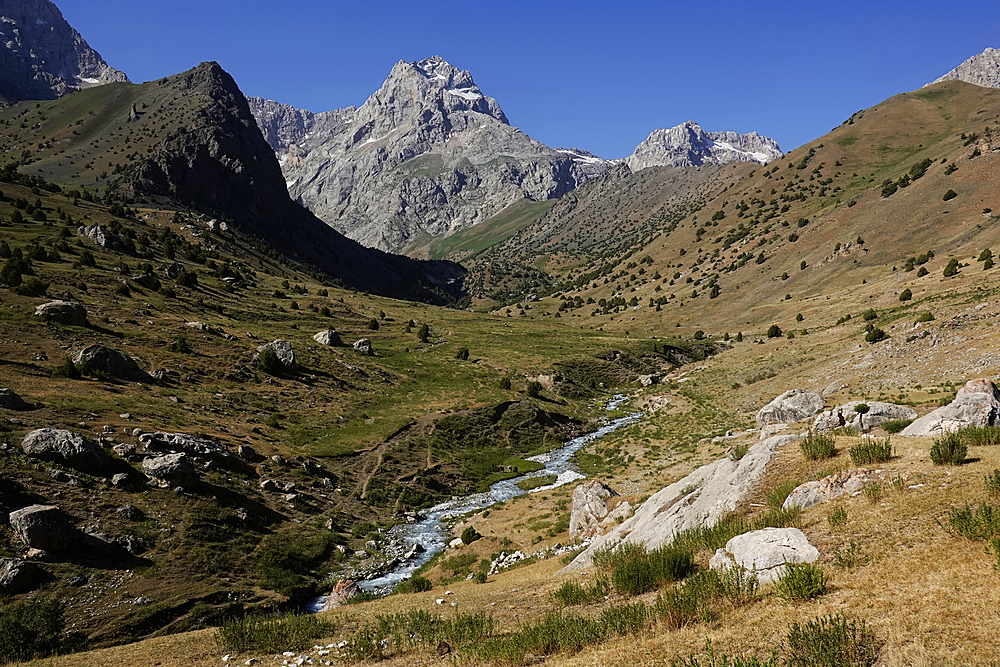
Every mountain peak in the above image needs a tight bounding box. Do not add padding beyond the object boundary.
[625,121,782,170]
[928,47,1000,89]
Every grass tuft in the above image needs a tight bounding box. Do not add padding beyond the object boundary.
[216,612,333,654]
[930,432,967,465]
[799,434,837,460]
[786,613,883,667]
[774,562,828,603]
[849,438,892,466]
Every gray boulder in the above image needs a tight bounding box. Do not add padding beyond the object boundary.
[34,300,88,326]
[0,558,42,595]
[709,527,819,584]
[782,469,879,511]
[353,338,374,356]
[0,388,32,411]
[813,401,917,433]
[901,379,1000,437]
[569,480,619,540]
[72,345,154,383]
[21,428,110,474]
[313,329,342,346]
[139,432,233,465]
[9,505,69,552]
[255,339,297,371]
[756,389,825,427]
[142,453,198,488]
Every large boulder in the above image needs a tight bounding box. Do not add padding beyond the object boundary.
[0,388,32,411]
[142,453,198,488]
[139,432,233,466]
[0,558,42,594]
[561,433,802,572]
[353,338,374,356]
[756,389,825,427]
[782,469,879,511]
[313,329,342,346]
[21,428,110,475]
[72,345,154,383]
[255,340,297,371]
[709,527,819,584]
[34,300,88,326]
[8,505,69,552]
[901,379,1000,437]
[320,579,359,612]
[569,480,619,540]
[813,401,917,433]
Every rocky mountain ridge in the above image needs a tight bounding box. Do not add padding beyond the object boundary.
[625,120,783,171]
[928,46,1000,89]
[250,55,611,256]
[0,0,128,101]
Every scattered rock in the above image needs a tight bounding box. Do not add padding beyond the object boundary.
[21,428,110,474]
[569,480,620,540]
[0,558,42,595]
[638,373,662,387]
[118,535,147,555]
[111,472,143,490]
[353,338,374,356]
[81,527,121,556]
[901,379,1000,436]
[33,300,89,326]
[186,321,212,331]
[139,432,234,466]
[72,345,154,383]
[77,224,123,250]
[320,579,359,612]
[782,469,879,511]
[756,389,825,427]
[709,527,820,584]
[116,504,144,521]
[0,388,32,411]
[813,401,917,433]
[259,479,277,491]
[48,468,81,485]
[9,505,69,552]
[112,443,138,460]
[238,444,262,462]
[142,453,198,488]
[313,329,342,346]
[131,273,159,290]
[254,340,297,371]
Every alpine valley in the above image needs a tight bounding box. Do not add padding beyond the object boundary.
[4,2,1000,666]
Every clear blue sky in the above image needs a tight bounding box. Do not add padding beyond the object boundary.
[56,0,998,158]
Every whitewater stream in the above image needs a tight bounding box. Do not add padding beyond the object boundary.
[309,395,641,609]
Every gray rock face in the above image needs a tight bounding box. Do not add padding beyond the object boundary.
[0,387,31,411]
[709,527,819,584]
[72,344,153,383]
[901,379,1000,437]
[353,338,374,356]
[0,0,129,101]
[255,339,297,371]
[625,121,782,171]
[77,224,123,249]
[313,329,342,346]
[0,557,41,594]
[8,505,68,552]
[756,389,825,428]
[34,300,88,325]
[142,453,198,489]
[562,433,801,571]
[249,56,610,256]
[782,469,879,511]
[928,48,1000,89]
[21,428,109,474]
[569,480,619,540]
[812,401,917,432]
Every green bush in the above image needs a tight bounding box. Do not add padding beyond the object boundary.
[849,438,892,465]
[861,309,877,321]
[461,525,482,545]
[367,318,379,330]
[864,328,887,344]
[767,324,782,338]
[786,613,882,667]
[216,612,333,654]
[455,347,470,360]
[827,507,848,527]
[956,425,1000,446]
[767,481,800,509]
[943,259,959,277]
[914,311,934,323]
[600,542,694,596]
[800,434,837,460]
[947,502,1000,541]
[930,432,967,465]
[256,347,284,375]
[526,380,543,398]
[730,443,749,461]
[881,419,912,434]
[551,575,609,606]
[775,562,828,602]
[986,470,1000,497]
[0,598,85,664]
[942,189,958,201]
[899,288,912,302]
[669,640,779,667]
[395,574,433,594]
[54,356,82,380]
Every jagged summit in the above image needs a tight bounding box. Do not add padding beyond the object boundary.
[928,47,1000,89]
[625,120,782,171]
[0,0,128,100]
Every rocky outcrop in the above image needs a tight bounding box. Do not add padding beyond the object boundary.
[313,330,342,346]
[21,428,109,474]
[782,469,880,511]
[77,225,123,250]
[625,121,782,171]
[8,505,69,552]
[255,339,297,371]
[72,345,153,383]
[250,56,610,256]
[901,379,1000,437]
[0,557,42,594]
[320,578,359,611]
[928,48,1000,89]
[561,433,802,572]
[34,300,88,325]
[139,432,234,466]
[756,389,825,427]
[0,388,31,411]
[141,453,198,489]
[0,0,129,101]
[813,401,917,432]
[569,481,619,540]
[709,528,819,584]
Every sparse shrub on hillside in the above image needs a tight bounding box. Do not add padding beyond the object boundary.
[775,562,828,602]
[827,507,848,527]
[861,309,878,321]
[985,470,1000,497]
[986,257,995,270]
[499,377,511,390]
[850,438,892,465]
[956,425,1000,447]
[455,347,470,360]
[0,598,86,664]
[864,328,887,344]
[461,526,482,545]
[766,324,782,338]
[899,288,912,302]
[946,502,1000,541]
[395,575,433,594]
[416,323,430,342]
[785,613,883,667]
[768,481,800,509]
[598,542,694,596]
[551,576,610,606]
[979,248,993,262]
[914,311,934,323]
[367,318,379,330]
[943,189,958,201]
[800,434,837,460]
[881,419,913,434]
[256,347,284,375]
[916,266,929,277]
[944,162,958,175]
[526,380,543,398]
[930,432,967,465]
[53,356,82,380]
[943,259,960,277]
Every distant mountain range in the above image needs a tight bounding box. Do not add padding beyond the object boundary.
[625,121,783,171]
[0,0,128,101]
